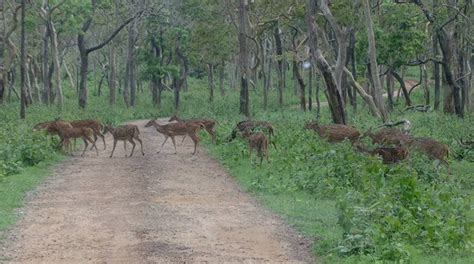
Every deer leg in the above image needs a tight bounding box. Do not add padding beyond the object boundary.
[158,137,168,153]
[90,133,98,150]
[190,134,199,155]
[97,132,106,150]
[81,138,89,157]
[171,136,178,154]
[128,139,136,157]
[88,136,99,156]
[110,140,118,158]
[135,136,145,156]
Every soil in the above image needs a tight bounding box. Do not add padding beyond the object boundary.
[0,119,314,263]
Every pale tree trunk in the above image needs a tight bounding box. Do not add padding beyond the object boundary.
[306,0,346,124]
[238,0,250,117]
[0,0,4,104]
[362,0,388,122]
[108,45,116,106]
[20,0,26,118]
[29,57,41,102]
[49,21,63,107]
[42,24,51,104]
[274,26,284,107]
[433,36,441,110]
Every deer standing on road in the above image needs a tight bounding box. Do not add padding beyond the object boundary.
[51,119,98,157]
[168,114,218,144]
[145,119,204,155]
[104,124,145,158]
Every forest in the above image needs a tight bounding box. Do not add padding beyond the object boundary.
[0,0,473,263]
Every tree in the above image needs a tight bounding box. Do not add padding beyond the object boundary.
[77,0,141,108]
[238,0,250,117]
[19,0,26,118]
[361,0,388,121]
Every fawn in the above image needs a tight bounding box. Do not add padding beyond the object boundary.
[103,124,144,158]
[247,132,269,165]
[145,119,204,155]
[362,127,408,146]
[169,114,217,144]
[354,141,409,164]
[305,121,360,144]
[51,119,98,157]
[228,120,277,150]
[70,119,106,150]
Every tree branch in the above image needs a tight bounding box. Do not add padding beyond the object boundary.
[87,10,144,54]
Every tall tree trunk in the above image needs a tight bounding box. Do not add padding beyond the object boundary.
[422,64,430,105]
[127,18,138,107]
[207,63,215,102]
[42,24,51,105]
[391,69,412,106]
[219,61,225,96]
[315,70,321,118]
[433,37,441,110]
[362,0,388,122]
[0,0,4,104]
[238,0,250,117]
[274,27,284,107]
[108,45,116,106]
[386,70,394,111]
[293,60,306,111]
[20,0,26,119]
[308,64,313,111]
[306,0,346,124]
[49,21,63,107]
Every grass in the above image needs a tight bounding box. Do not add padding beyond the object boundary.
[0,154,64,232]
[1,75,474,263]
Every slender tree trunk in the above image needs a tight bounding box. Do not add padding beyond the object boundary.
[315,70,321,118]
[422,64,430,105]
[219,61,225,96]
[42,24,51,105]
[49,21,63,107]
[433,37,441,110]
[308,64,313,111]
[293,60,306,111]
[20,0,26,118]
[391,69,412,106]
[362,0,388,121]
[386,71,394,110]
[274,27,284,107]
[238,0,250,117]
[127,18,138,107]
[207,63,215,102]
[108,45,116,105]
[0,0,4,104]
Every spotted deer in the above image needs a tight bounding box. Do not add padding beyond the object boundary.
[103,124,144,158]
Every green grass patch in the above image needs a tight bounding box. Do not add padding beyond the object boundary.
[0,154,64,232]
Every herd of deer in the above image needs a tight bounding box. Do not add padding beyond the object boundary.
[32,115,450,169]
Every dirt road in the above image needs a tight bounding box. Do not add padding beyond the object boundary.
[0,119,314,263]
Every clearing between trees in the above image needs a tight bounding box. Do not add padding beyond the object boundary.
[0,119,314,263]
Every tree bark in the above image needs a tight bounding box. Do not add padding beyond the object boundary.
[274,26,284,107]
[42,23,51,105]
[293,60,306,111]
[238,0,250,117]
[0,0,4,104]
[362,0,388,121]
[207,63,215,102]
[433,36,441,110]
[49,21,63,107]
[306,0,346,124]
[391,69,412,106]
[219,61,225,96]
[126,17,138,107]
[20,0,26,118]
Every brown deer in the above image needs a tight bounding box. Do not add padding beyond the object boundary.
[407,137,449,167]
[34,120,74,151]
[362,127,408,145]
[168,114,218,144]
[145,119,204,155]
[51,120,98,157]
[305,121,360,143]
[248,132,269,165]
[228,120,277,149]
[354,141,409,164]
[70,119,106,150]
[103,124,144,158]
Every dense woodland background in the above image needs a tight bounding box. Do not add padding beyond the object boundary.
[0,0,473,263]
